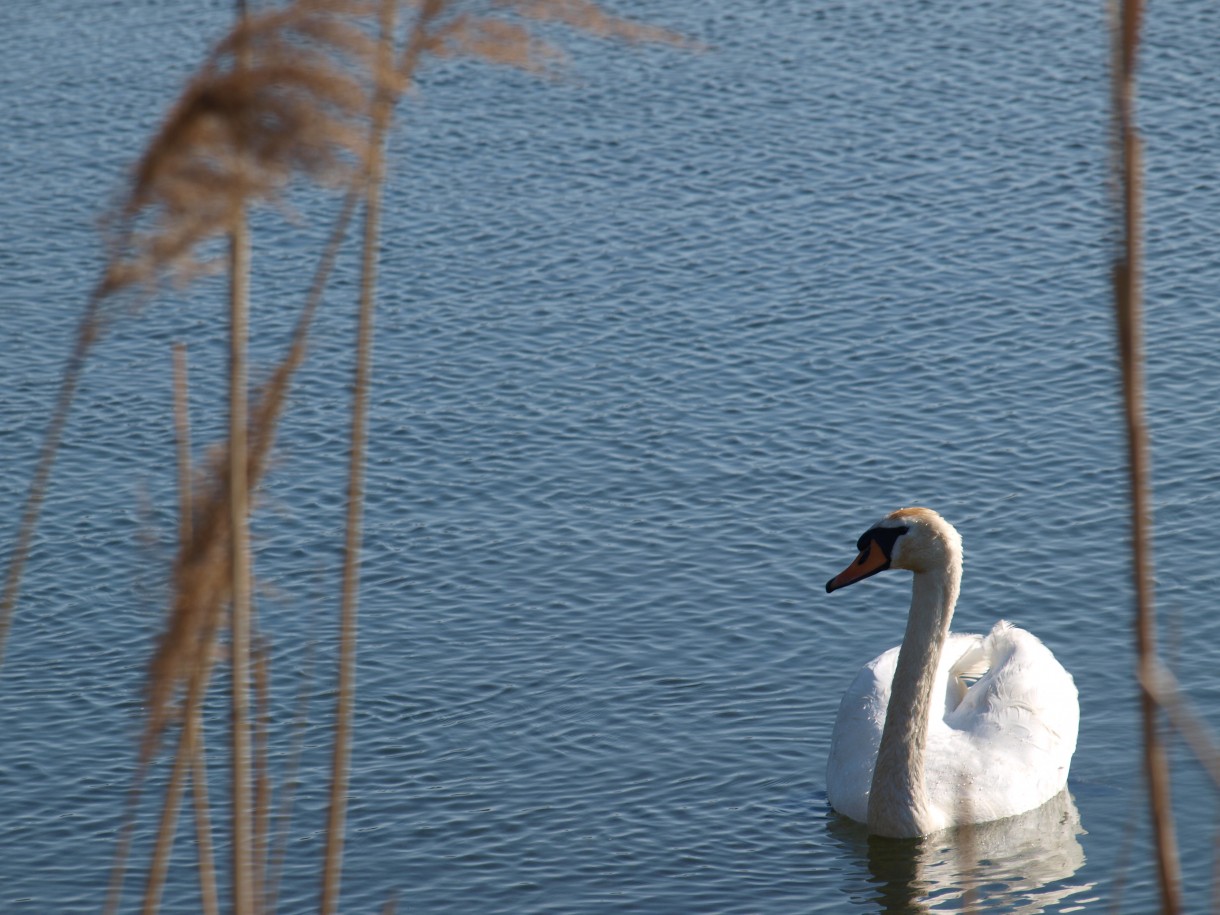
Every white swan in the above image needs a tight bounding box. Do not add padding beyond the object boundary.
[824,507,1079,839]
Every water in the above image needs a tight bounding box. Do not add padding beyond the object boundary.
[2,0,1219,911]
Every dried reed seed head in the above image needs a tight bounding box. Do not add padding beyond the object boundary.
[102,0,382,297]
[215,0,381,61]
[146,533,231,741]
[146,423,275,742]
[429,13,565,73]
[500,0,695,48]
[426,0,692,75]
[100,0,695,297]
[145,286,302,738]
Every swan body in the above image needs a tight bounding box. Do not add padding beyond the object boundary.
[824,507,1078,838]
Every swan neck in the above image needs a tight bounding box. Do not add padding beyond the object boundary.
[867,557,961,837]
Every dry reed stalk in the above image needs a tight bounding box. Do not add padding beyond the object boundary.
[86,1,690,910]
[227,6,263,909]
[252,636,273,913]
[3,0,369,680]
[0,296,104,675]
[101,351,185,915]
[126,617,227,915]
[173,346,221,915]
[311,2,687,907]
[103,347,198,915]
[319,1,399,910]
[173,345,194,550]
[187,698,220,915]
[1110,0,1182,910]
[92,0,385,754]
[103,754,152,913]
[264,634,318,915]
[137,347,217,915]
[1139,660,1220,790]
[228,199,256,915]
[140,630,220,915]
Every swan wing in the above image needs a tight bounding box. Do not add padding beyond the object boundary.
[929,621,1079,823]
[827,623,1078,828]
[942,631,988,712]
[826,646,897,823]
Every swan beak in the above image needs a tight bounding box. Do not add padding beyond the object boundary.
[826,541,890,593]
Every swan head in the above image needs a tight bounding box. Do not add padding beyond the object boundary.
[825,507,961,593]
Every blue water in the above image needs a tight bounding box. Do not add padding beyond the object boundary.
[3,0,1220,911]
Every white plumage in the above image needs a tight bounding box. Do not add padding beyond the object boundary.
[824,508,1078,837]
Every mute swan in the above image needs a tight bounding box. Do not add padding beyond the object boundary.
[824,507,1078,838]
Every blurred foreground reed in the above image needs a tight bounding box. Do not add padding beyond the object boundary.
[1111,1,1220,912]
[0,2,682,912]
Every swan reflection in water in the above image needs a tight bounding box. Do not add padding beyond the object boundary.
[826,789,1096,913]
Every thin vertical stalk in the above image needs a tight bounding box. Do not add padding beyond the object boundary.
[1110,1,1181,911]
[229,212,255,915]
[103,755,147,913]
[176,345,220,915]
[173,344,193,550]
[319,2,397,912]
[1140,660,1220,789]
[0,294,104,674]
[253,638,272,914]
[189,708,220,915]
[264,633,317,915]
[142,641,219,914]
[227,0,255,908]
[140,348,220,915]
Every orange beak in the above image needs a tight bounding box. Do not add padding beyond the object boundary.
[826,540,891,593]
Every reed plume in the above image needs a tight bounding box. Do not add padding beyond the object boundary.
[100,0,378,298]
[0,0,377,681]
[98,0,686,304]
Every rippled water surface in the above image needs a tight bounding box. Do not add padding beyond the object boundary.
[3,0,1220,911]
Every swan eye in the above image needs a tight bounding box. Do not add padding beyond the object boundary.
[860,525,909,560]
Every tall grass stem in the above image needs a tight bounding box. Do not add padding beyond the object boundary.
[0,296,103,675]
[1110,0,1182,910]
[227,214,255,915]
[171,344,221,915]
[320,3,397,909]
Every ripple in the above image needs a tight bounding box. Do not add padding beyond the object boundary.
[3,0,1220,912]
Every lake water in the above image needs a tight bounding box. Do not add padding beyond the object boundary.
[3,0,1220,911]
